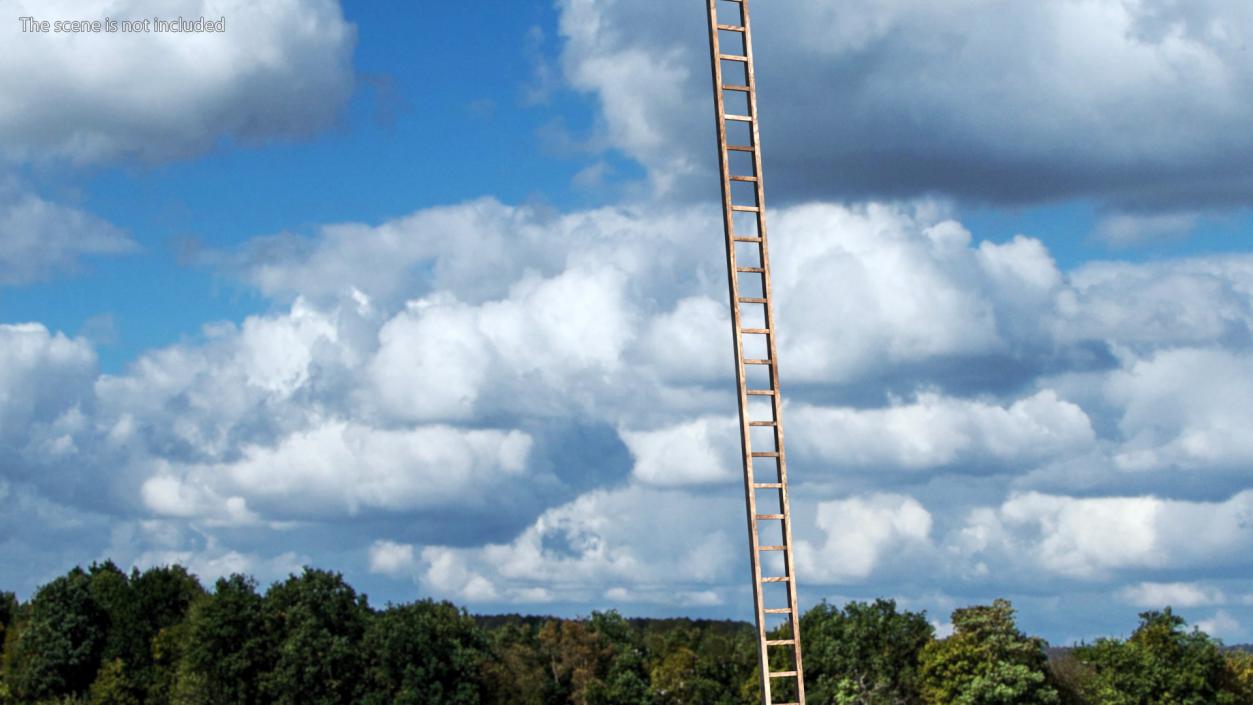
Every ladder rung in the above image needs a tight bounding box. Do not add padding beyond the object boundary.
[723,83,751,92]
[730,175,758,182]
[762,576,790,583]
[738,296,767,303]
[742,327,770,334]
[747,389,775,396]
[744,359,771,366]
[759,545,786,551]
[756,513,784,520]
[770,670,798,678]
[752,451,780,457]
[731,205,760,212]
[736,266,764,273]
[726,145,754,152]
[764,607,791,614]
[717,24,745,31]
[766,638,795,645]
[754,482,783,488]
[733,236,763,242]
[720,54,749,62]
[725,114,753,122]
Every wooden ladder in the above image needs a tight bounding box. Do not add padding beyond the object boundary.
[705,1,806,704]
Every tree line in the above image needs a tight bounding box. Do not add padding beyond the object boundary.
[1,562,1251,704]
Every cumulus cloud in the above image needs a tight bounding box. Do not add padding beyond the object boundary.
[620,416,739,486]
[1107,348,1253,473]
[414,485,739,606]
[0,184,135,285]
[1052,256,1253,351]
[556,0,1253,210]
[1,0,355,164]
[0,323,96,458]
[141,422,533,519]
[6,194,1253,635]
[798,494,933,583]
[963,491,1253,580]
[368,540,416,578]
[790,390,1095,473]
[1119,581,1228,608]
[1196,610,1243,640]
[1094,212,1202,246]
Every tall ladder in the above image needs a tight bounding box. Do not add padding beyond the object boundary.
[705,1,805,704]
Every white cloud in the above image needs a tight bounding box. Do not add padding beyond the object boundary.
[1119,581,1228,608]
[790,390,1095,472]
[1196,610,1242,640]
[620,416,739,486]
[1053,256,1253,350]
[0,0,355,164]
[142,421,533,519]
[0,184,136,285]
[556,0,1253,207]
[368,540,416,578]
[604,586,722,607]
[1106,348,1253,472]
[639,296,730,383]
[1094,212,1201,245]
[971,491,1253,579]
[7,192,1253,632]
[414,485,740,606]
[0,323,96,452]
[771,206,1004,382]
[798,493,933,583]
[369,296,493,422]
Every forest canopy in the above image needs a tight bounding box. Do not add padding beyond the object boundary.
[1,562,1251,705]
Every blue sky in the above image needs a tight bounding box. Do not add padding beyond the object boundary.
[3,0,1253,644]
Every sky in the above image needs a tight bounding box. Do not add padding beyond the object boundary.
[2,0,1253,645]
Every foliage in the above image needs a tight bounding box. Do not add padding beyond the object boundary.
[258,568,370,705]
[0,593,16,638]
[919,599,1059,705]
[1225,651,1253,704]
[179,574,269,705]
[1073,609,1245,705]
[7,567,105,702]
[481,620,550,705]
[361,599,489,705]
[88,659,140,705]
[6,562,1253,705]
[802,598,934,705]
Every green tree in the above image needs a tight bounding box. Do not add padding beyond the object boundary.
[480,621,547,705]
[0,592,16,639]
[802,598,934,705]
[0,591,19,703]
[585,611,652,705]
[1225,651,1253,705]
[134,565,203,705]
[87,562,140,670]
[179,574,270,705]
[537,617,611,705]
[9,567,107,701]
[1074,609,1239,705]
[650,645,698,705]
[89,658,141,705]
[1046,650,1099,705]
[919,599,1059,705]
[361,599,489,705]
[260,568,369,705]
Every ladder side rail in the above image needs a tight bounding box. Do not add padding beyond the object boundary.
[705,1,773,703]
[740,1,807,701]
